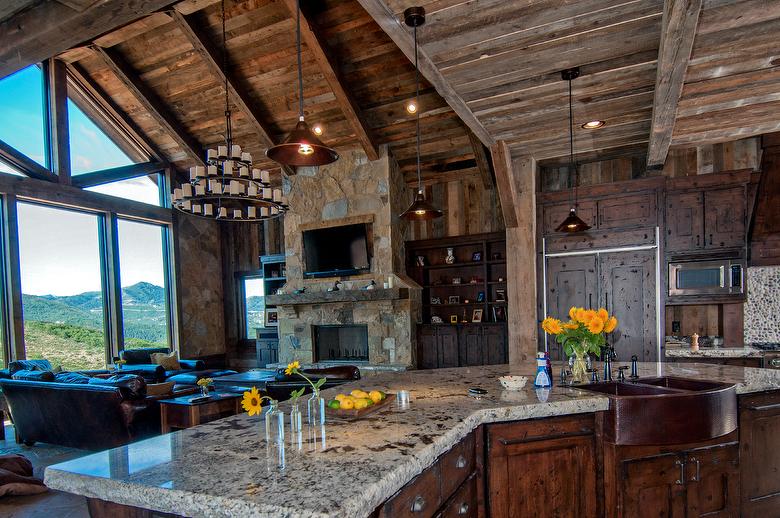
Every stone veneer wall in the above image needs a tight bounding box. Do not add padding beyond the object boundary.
[175,214,226,357]
[278,146,419,366]
[744,265,780,344]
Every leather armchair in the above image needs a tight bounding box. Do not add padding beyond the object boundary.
[119,348,207,383]
[265,365,361,402]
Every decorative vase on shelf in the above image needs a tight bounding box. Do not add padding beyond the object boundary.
[290,402,302,433]
[445,247,455,264]
[264,400,284,443]
[307,390,326,426]
[200,385,210,397]
[569,346,590,384]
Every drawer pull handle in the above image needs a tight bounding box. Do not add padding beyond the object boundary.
[455,455,467,469]
[770,358,780,367]
[689,457,700,482]
[411,495,425,513]
[458,503,469,515]
[746,403,780,411]
[675,459,685,485]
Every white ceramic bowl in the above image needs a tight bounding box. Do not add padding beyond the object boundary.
[499,375,528,391]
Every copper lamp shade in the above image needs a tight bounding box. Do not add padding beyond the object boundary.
[400,190,443,220]
[266,118,338,167]
[555,208,591,233]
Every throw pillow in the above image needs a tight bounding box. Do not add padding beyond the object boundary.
[0,455,47,497]
[88,374,147,400]
[53,371,91,384]
[146,381,175,396]
[150,351,181,371]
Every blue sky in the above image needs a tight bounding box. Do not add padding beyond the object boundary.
[0,66,166,295]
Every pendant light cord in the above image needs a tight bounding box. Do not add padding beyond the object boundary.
[297,0,304,120]
[567,77,578,210]
[222,0,232,146]
[414,23,422,193]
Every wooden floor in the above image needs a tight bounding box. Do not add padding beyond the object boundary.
[0,422,89,518]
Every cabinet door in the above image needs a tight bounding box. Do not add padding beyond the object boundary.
[685,443,739,518]
[704,187,745,249]
[483,324,508,365]
[599,250,658,362]
[666,191,704,251]
[598,192,657,229]
[543,201,597,235]
[739,391,780,517]
[620,453,687,518]
[438,326,459,368]
[545,255,598,360]
[459,326,484,366]
[418,326,439,369]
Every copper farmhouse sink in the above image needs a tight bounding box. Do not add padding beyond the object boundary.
[578,377,737,445]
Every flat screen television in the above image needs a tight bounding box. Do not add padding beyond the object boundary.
[302,223,370,278]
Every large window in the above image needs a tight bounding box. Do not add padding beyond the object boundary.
[17,203,107,370]
[242,276,265,339]
[67,98,134,175]
[0,66,47,167]
[87,175,163,206]
[117,219,170,349]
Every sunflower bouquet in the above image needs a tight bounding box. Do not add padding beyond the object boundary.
[541,307,618,383]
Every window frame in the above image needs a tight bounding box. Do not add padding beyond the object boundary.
[237,271,266,342]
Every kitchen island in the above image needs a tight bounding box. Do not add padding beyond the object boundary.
[45,362,780,517]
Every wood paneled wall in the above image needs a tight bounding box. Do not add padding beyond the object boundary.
[407,177,504,240]
[541,137,761,192]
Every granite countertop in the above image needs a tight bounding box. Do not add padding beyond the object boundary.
[45,362,780,518]
[665,346,764,358]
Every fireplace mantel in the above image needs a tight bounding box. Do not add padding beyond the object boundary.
[266,287,408,306]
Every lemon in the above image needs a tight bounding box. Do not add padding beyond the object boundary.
[369,390,383,404]
[327,400,340,410]
[350,389,369,399]
[353,398,370,410]
[335,394,346,401]
[340,398,355,410]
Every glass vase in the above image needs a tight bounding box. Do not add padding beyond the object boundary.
[264,400,284,443]
[290,402,303,433]
[307,390,326,426]
[570,348,589,384]
[200,385,210,397]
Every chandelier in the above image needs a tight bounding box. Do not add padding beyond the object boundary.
[172,0,287,221]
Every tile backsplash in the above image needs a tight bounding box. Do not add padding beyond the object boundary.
[744,266,780,344]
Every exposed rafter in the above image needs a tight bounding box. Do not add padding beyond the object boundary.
[490,140,518,228]
[0,0,176,79]
[279,0,379,161]
[71,161,165,188]
[93,45,205,166]
[0,139,57,182]
[467,130,494,189]
[647,0,703,166]
[356,0,495,149]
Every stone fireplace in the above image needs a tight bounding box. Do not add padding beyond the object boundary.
[314,324,369,362]
[265,147,421,369]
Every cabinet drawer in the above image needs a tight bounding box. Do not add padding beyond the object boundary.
[438,474,477,518]
[378,464,441,518]
[488,414,595,457]
[440,432,475,498]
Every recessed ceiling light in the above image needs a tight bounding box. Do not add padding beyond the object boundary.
[405,100,418,114]
[312,123,324,136]
[581,120,605,129]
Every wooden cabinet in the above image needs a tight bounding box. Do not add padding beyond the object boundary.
[620,452,687,517]
[543,200,597,235]
[418,324,507,369]
[597,193,657,230]
[487,414,598,518]
[739,390,780,517]
[665,186,746,252]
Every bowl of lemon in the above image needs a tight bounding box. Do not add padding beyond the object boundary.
[326,389,394,418]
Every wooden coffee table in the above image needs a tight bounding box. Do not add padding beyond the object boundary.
[159,392,242,433]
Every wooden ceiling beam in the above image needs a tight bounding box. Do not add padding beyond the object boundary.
[467,130,494,189]
[93,45,205,166]
[647,0,703,166]
[0,138,57,182]
[490,140,518,228]
[0,0,176,79]
[356,0,495,149]
[279,0,379,161]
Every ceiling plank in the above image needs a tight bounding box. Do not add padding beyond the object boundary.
[490,140,518,228]
[280,0,379,161]
[467,130,493,189]
[93,45,205,166]
[356,0,495,149]
[0,0,176,79]
[647,0,703,166]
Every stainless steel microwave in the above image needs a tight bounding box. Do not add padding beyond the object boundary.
[668,259,745,297]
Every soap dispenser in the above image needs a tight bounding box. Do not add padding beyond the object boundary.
[534,352,552,388]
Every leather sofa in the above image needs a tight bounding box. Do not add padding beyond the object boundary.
[265,365,361,402]
[0,374,172,451]
[119,348,236,384]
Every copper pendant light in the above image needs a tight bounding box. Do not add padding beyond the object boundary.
[555,67,591,233]
[400,6,443,221]
[266,0,338,168]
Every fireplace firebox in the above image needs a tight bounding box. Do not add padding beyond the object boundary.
[313,324,369,362]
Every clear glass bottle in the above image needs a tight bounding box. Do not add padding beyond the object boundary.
[307,389,326,426]
[264,400,284,443]
[290,402,303,433]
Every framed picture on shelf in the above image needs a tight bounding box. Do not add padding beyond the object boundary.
[431,316,443,324]
[416,255,426,266]
[452,277,462,285]
[472,251,482,261]
[450,315,458,324]
[472,309,483,322]
[492,306,506,322]
[495,289,506,302]
[477,291,485,302]
[430,297,442,305]
[448,295,460,304]
[265,308,279,327]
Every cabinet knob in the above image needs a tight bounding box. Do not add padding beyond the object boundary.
[458,503,470,515]
[411,495,426,513]
[456,455,468,469]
